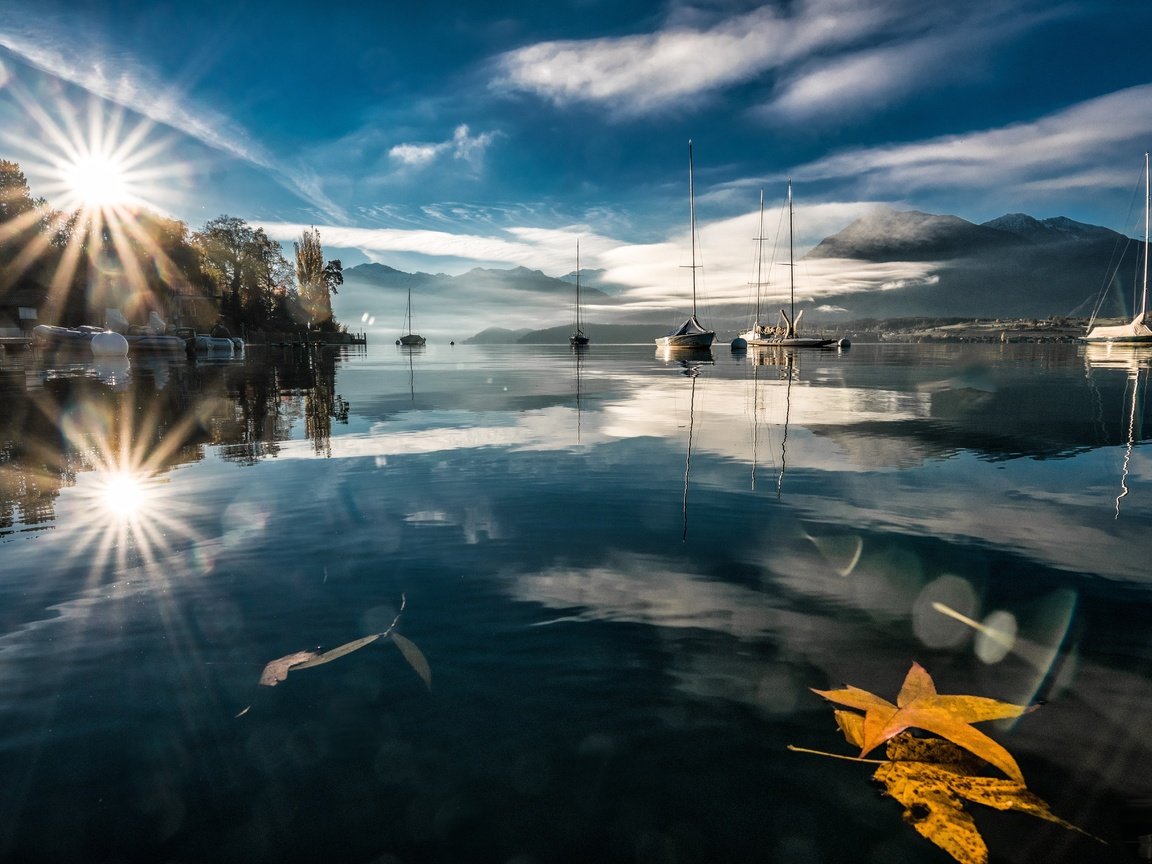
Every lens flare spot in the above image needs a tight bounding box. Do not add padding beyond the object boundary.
[914,575,978,649]
[975,610,1018,664]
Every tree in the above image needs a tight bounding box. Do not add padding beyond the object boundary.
[293,227,342,331]
[192,215,256,321]
[192,215,293,332]
[0,160,41,226]
[0,159,58,290]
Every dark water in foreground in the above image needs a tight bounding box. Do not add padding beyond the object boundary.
[0,340,1149,864]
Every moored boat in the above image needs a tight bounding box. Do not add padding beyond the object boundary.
[570,239,590,347]
[656,141,715,350]
[1082,152,1152,345]
[32,324,104,347]
[399,287,426,346]
[744,180,838,350]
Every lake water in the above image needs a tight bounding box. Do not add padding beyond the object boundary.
[0,340,1149,864]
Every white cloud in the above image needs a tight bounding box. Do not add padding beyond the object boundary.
[389,143,444,167]
[492,2,870,114]
[492,0,1064,118]
[388,124,498,172]
[795,83,1152,196]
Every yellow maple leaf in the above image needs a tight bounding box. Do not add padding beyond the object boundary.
[872,735,1099,864]
[875,758,989,864]
[813,662,1033,783]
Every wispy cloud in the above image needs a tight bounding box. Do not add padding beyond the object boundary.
[492,0,1063,119]
[794,83,1152,197]
[761,2,1062,122]
[257,220,615,277]
[0,20,347,220]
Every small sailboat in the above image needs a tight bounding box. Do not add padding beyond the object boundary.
[746,181,837,349]
[1083,152,1152,344]
[737,189,770,345]
[656,141,715,350]
[570,239,590,347]
[398,287,426,346]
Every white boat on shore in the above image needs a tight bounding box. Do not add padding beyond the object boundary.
[32,324,105,347]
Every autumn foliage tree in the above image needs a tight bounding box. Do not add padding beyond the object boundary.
[3,156,349,337]
[293,227,342,331]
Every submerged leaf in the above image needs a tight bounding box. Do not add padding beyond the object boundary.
[289,634,382,670]
[258,650,320,686]
[390,632,432,690]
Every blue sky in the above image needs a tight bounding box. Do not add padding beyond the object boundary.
[2,0,1151,334]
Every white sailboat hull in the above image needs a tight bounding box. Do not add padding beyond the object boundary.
[1081,316,1152,344]
[749,336,836,349]
[655,332,715,349]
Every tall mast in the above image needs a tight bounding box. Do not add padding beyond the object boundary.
[688,140,698,316]
[755,189,765,325]
[788,179,795,324]
[1142,151,1149,320]
[575,238,581,331]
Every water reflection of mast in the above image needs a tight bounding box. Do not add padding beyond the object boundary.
[777,350,795,499]
[1116,361,1146,516]
[1084,344,1150,517]
[681,361,702,541]
[750,359,761,491]
[403,345,419,403]
[573,343,585,444]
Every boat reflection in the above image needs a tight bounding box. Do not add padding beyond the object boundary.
[400,343,425,404]
[572,343,585,445]
[680,360,704,541]
[655,345,714,365]
[1084,343,1151,516]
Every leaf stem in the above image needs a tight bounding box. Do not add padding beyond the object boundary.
[787,745,886,764]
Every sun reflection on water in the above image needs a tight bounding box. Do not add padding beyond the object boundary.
[96,470,151,520]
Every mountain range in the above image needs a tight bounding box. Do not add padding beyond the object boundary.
[805,207,1142,320]
[342,209,1144,342]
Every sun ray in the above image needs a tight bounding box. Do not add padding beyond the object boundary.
[2,79,191,327]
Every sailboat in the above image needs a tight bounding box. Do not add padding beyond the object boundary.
[1083,152,1152,344]
[738,189,770,345]
[655,141,715,350]
[747,180,836,349]
[570,239,590,347]
[398,287,426,346]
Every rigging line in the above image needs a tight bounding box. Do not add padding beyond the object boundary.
[1087,163,1144,326]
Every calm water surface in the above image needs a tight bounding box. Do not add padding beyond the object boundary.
[0,340,1149,863]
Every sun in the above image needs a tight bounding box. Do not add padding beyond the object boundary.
[62,153,133,209]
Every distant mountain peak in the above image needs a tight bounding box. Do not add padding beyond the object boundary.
[982,213,1122,243]
[808,206,1018,262]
